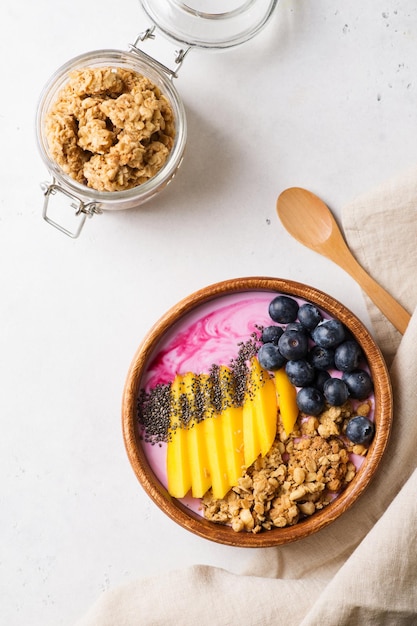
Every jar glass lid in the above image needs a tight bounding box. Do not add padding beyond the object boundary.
[139,0,278,48]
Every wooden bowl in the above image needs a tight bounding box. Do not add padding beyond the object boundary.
[122,277,392,547]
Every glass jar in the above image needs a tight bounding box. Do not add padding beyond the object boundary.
[37,46,187,237]
[36,1,278,237]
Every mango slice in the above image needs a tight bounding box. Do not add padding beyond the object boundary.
[254,369,278,456]
[188,420,212,497]
[243,357,278,466]
[275,367,299,435]
[166,375,192,498]
[215,366,244,487]
[183,373,212,498]
[242,396,260,468]
[204,414,230,499]
[221,405,244,486]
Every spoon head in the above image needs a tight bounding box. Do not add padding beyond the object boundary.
[276,187,336,250]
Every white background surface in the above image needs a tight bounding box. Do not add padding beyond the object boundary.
[2,1,417,624]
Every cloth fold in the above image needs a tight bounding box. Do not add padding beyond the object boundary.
[342,164,417,364]
[75,167,417,625]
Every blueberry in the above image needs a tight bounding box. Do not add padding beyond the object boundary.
[285,359,315,387]
[346,416,375,445]
[323,377,350,406]
[278,329,308,360]
[261,325,284,344]
[308,345,335,370]
[311,319,346,348]
[334,340,362,372]
[296,387,325,416]
[313,369,331,392]
[342,369,373,400]
[298,303,322,330]
[257,343,286,371]
[269,295,299,324]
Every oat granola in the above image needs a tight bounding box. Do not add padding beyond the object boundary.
[45,67,175,191]
[202,399,372,533]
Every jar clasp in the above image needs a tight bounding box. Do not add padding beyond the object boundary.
[129,26,190,79]
[41,180,102,238]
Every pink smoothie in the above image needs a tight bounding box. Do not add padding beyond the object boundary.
[141,292,281,391]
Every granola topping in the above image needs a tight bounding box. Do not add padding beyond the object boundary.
[45,67,175,192]
[202,399,371,533]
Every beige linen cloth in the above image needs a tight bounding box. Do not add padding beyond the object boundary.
[76,167,417,625]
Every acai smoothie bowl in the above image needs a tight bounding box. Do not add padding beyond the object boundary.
[122,277,392,547]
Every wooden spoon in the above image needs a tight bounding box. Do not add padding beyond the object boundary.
[276,187,410,334]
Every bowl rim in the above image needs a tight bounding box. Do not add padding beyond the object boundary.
[122,276,393,547]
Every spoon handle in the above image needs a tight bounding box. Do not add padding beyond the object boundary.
[324,237,410,335]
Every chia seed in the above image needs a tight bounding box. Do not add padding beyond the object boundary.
[208,364,223,413]
[137,330,264,444]
[138,383,171,444]
[230,334,261,405]
[178,392,192,428]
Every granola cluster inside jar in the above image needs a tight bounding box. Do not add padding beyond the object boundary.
[44,67,176,192]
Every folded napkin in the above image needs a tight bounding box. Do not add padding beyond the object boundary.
[343,165,417,366]
[76,167,417,625]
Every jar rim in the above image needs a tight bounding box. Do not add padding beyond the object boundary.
[36,48,187,208]
[139,0,278,48]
